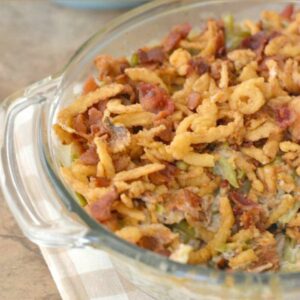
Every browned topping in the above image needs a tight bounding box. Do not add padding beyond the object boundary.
[56,7,300,272]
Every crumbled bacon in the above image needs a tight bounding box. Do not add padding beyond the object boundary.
[153,118,174,143]
[229,191,258,207]
[80,146,99,165]
[220,180,229,189]
[88,107,102,126]
[182,190,202,208]
[90,176,111,188]
[149,163,179,185]
[240,207,267,231]
[138,83,175,117]
[241,31,269,59]
[215,26,226,57]
[83,75,98,94]
[189,57,210,76]
[163,23,192,52]
[230,191,267,231]
[187,92,201,111]
[137,47,166,64]
[137,236,170,256]
[73,114,88,134]
[274,105,295,129]
[241,31,280,60]
[280,4,294,20]
[97,100,108,113]
[90,188,118,222]
[138,236,159,251]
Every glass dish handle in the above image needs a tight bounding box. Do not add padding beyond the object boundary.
[0,77,90,247]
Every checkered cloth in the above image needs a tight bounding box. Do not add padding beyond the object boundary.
[41,247,154,300]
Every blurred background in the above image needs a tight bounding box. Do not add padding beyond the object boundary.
[0,1,147,299]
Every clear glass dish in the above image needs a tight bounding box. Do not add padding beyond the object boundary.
[1,1,300,299]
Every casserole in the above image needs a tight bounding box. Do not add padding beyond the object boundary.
[1,0,300,299]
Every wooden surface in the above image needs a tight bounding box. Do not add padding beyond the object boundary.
[0,1,121,299]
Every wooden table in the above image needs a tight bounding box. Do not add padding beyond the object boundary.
[0,1,121,298]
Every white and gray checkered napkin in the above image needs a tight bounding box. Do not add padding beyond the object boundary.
[41,247,154,300]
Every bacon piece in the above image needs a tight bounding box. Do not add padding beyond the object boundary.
[230,191,267,231]
[90,176,111,188]
[215,21,226,57]
[90,188,118,222]
[183,190,202,208]
[137,236,170,256]
[138,83,174,117]
[149,163,179,185]
[73,114,88,134]
[87,107,109,137]
[241,31,268,58]
[229,191,257,207]
[80,146,99,165]
[241,31,280,60]
[153,118,174,143]
[88,107,102,126]
[187,92,201,111]
[220,180,229,189]
[190,57,210,75]
[240,207,267,231]
[137,47,166,64]
[97,100,108,113]
[280,4,294,20]
[137,229,172,256]
[138,236,160,251]
[241,31,267,52]
[163,23,192,52]
[83,75,98,95]
[274,105,295,129]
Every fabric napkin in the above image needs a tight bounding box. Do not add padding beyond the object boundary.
[41,247,154,300]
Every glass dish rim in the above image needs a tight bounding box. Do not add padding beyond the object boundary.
[45,0,300,284]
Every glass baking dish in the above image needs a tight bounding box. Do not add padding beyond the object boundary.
[1,0,300,299]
